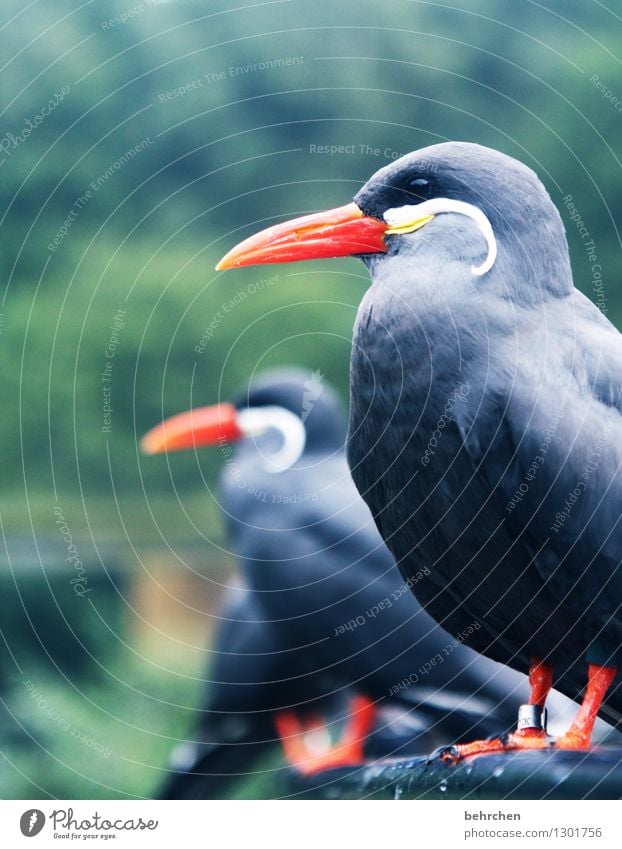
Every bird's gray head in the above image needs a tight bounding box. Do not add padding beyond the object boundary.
[354,142,573,302]
[215,141,573,305]
[232,367,346,456]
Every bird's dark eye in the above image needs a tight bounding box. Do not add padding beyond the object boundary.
[409,177,431,202]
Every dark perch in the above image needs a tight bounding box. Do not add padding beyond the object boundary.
[289,748,622,800]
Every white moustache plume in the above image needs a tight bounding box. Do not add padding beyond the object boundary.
[384,198,497,276]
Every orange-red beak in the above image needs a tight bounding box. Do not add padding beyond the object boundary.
[215,202,388,270]
[140,402,244,455]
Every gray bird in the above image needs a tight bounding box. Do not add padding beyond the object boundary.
[216,142,622,755]
[142,369,529,797]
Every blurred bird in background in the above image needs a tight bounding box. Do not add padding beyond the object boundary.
[143,369,532,798]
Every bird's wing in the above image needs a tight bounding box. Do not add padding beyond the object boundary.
[454,290,622,658]
[234,455,399,595]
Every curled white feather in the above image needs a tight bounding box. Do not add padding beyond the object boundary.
[237,405,306,473]
[384,198,497,276]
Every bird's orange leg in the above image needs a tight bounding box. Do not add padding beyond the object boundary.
[441,657,554,762]
[527,656,554,708]
[557,664,617,750]
[275,695,376,775]
[505,656,554,747]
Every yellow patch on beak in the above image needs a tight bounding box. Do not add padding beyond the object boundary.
[384,214,435,236]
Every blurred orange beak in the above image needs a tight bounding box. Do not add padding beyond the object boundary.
[215,202,388,269]
[140,402,244,455]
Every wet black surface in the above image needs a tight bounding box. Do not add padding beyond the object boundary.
[289,747,622,800]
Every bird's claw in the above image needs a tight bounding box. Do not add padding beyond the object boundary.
[430,744,458,764]
[555,732,591,750]
[438,736,506,764]
[437,726,557,764]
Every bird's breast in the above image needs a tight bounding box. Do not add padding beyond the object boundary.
[348,287,502,572]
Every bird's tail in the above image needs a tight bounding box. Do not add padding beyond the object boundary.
[158,717,278,800]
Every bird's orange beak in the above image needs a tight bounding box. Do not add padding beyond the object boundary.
[140,402,244,454]
[215,202,388,269]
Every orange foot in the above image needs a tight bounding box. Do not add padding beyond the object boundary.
[440,656,556,763]
[556,664,618,750]
[506,727,553,749]
[556,732,589,750]
[441,662,619,762]
[274,695,376,775]
[440,728,554,763]
[439,727,552,763]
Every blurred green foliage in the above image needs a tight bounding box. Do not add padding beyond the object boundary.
[1,0,622,798]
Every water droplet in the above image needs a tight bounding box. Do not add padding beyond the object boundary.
[492,766,504,778]
[439,779,448,793]
[393,785,403,800]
